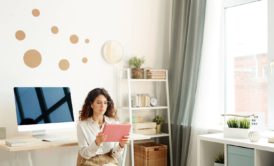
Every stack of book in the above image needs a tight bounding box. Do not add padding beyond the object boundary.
[146,69,166,79]
[132,94,150,107]
[133,122,157,135]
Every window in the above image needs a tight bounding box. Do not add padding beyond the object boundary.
[224,0,268,126]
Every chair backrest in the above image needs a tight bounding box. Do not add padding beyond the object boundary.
[76,153,82,166]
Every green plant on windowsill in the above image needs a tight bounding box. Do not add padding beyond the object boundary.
[227,118,239,128]
[226,118,250,129]
[239,118,250,129]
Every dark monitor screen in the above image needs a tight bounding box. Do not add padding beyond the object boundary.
[13,87,74,128]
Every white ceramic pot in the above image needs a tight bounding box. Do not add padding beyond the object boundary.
[223,127,249,139]
[214,163,224,166]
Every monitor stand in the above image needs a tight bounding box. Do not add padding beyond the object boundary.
[32,130,71,142]
[32,129,46,138]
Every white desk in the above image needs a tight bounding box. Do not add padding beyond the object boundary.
[0,136,78,166]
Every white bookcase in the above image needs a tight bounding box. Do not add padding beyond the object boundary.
[198,133,274,166]
[120,68,173,166]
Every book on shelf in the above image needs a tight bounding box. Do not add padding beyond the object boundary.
[133,128,156,135]
[132,94,150,107]
[146,75,166,79]
[133,122,156,130]
[146,69,166,79]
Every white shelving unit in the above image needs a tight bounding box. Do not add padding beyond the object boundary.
[121,68,173,166]
[198,133,274,166]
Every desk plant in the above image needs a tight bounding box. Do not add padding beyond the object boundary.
[153,115,164,134]
[227,118,250,129]
[128,56,145,79]
[224,117,250,139]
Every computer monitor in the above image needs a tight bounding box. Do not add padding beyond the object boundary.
[13,87,75,136]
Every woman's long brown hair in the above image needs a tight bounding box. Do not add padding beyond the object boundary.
[79,88,117,121]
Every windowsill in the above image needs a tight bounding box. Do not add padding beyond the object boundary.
[205,126,274,139]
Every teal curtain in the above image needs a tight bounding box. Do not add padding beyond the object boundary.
[168,0,207,165]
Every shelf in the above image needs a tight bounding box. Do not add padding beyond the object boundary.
[148,133,170,138]
[129,79,166,82]
[121,106,168,110]
[198,133,274,166]
[130,133,170,141]
[122,68,173,166]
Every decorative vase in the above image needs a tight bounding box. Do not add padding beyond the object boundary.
[156,124,161,134]
[248,130,260,142]
[131,68,144,79]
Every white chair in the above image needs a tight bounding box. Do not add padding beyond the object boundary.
[120,145,127,166]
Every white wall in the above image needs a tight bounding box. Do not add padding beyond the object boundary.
[268,0,274,129]
[0,0,171,165]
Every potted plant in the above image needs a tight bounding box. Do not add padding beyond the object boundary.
[153,115,164,134]
[128,56,145,79]
[224,117,250,139]
[214,153,224,166]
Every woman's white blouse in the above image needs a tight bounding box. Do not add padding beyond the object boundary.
[77,116,123,159]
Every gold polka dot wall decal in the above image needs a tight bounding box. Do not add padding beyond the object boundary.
[82,57,88,63]
[51,26,59,34]
[70,34,79,44]
[32,9,40,17]
[15,30,26,41]
[23,49,42,68]
[85,39,90,44]
[59,59,70,71]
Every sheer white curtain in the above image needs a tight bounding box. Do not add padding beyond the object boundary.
[186,1,224,166]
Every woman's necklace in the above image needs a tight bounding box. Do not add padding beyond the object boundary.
[93,116,104,129]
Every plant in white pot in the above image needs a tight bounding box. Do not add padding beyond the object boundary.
[153,115,164,134]
[214,153,224,166]
[224,117,250,139]
[128,56,145,79]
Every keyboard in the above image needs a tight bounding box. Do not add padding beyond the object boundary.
[40,135,71,142]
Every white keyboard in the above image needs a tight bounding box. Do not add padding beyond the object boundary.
[41,135,71,142]
[5,139,30,147]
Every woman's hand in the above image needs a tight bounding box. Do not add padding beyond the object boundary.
[119,135,129,148]
[95,132,107,146]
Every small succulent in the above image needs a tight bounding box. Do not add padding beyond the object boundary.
[215,153,224,164]
[128,56,145,68]
[153,115,164,125]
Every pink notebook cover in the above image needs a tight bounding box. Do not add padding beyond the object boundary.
[102,124,131,142]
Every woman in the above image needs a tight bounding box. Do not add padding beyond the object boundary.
[77,88,128,166]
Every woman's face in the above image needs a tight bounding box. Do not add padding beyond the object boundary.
[91,94,108,116]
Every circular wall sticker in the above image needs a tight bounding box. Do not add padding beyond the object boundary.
[101,40,124,64]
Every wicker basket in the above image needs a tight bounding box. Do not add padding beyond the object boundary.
[134,142,167,166]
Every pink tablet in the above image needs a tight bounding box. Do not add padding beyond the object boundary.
[102,124,131,142]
